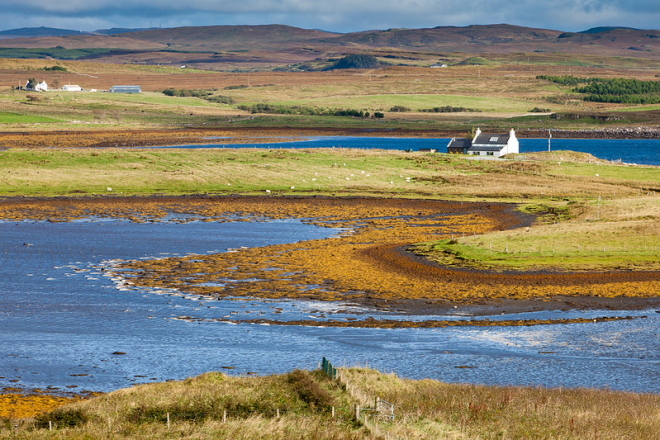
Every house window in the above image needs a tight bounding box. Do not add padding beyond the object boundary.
[490,137,499,142]
[487,152,494,156]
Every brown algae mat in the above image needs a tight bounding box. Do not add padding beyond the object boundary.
[2,195,658,324]
[0,388,97,420]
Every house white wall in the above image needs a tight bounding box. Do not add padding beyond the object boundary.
[503,129,519,155]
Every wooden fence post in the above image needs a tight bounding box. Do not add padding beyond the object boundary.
[355,405,360,421]
[167,412,170,430]
[223,410,227,423]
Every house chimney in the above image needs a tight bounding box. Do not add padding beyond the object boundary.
[473,127,481,142]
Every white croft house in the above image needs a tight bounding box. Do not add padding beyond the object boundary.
[25,80,48,91]
[447,128,519,157]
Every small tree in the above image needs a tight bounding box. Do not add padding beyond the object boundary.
[26,78,37,90]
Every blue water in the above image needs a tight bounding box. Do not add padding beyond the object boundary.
[1,218,658,393]
[164,136,660,166]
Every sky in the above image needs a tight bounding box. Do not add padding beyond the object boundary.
[0,0,659,34]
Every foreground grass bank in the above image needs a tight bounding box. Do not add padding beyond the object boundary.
[3,366,659,439]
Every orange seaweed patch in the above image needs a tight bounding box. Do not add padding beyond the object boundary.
[0,391,84,420]
[1,195,658,307]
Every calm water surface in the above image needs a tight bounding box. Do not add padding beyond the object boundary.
[1,218,658,393]
[165,137,660,166]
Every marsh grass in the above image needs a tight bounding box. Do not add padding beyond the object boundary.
[6,367,659,439]
[417,195,660,271]
[342,367,660,440]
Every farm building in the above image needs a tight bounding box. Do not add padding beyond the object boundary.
[25,80,48,91]
[109,85,141,94]
[447,128,519,157]
[61,84,82,92]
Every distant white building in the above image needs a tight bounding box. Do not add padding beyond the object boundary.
[446,128,519,158]
[61,84,82,92]
[26,80,48,91]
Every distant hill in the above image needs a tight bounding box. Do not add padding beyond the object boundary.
[116,24,341,50]
[94,28,159,35]
[0,26,93,39]
[579,26,640,34]
[0,23,659,67]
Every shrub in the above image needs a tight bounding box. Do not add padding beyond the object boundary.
[206,95,234,104]
[327,54,380,70]
[34,408,88,429]
[42,65,67,71]
[286,370,334,410]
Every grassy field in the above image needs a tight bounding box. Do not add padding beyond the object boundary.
[0,147,658,273]
[4,366,659,439]
[3,58,660,131]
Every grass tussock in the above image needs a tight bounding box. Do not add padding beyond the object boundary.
[4,367,659,439]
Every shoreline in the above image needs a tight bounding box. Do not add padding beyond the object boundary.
[2,126,660,150]
[1,194,658,317]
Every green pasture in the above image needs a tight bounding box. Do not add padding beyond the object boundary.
[275,94,534,113]
[0,112,61,124]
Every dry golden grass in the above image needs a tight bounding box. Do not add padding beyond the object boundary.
[5,367,659,439]
[341,367,660,440]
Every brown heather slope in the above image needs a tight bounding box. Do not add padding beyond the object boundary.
[2,24,660,67]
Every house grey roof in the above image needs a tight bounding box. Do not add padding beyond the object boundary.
[470,133,511,151]
[447,138,471,149]
[472,133,510,147]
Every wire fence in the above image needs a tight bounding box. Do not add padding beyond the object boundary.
[7,357,398,437]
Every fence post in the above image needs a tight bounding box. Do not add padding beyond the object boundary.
[355,405,360,421]
[223,409,227,423]
[167,412,170,430]
[276,408,280,418]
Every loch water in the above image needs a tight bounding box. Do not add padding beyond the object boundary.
[167,137,660,166]
[1,218,658,394]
